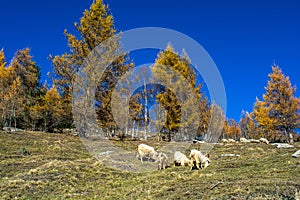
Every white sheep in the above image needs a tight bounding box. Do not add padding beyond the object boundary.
[240,137,250,143]
[228,139,236,143]
[156,152,169,170]
[259,138,269,144]
[136,143,158,162]
[189,149,210,170]
[249,139,260,143]
[173,151,192,167]
[221,139,228,143]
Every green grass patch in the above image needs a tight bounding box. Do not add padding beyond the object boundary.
[0,131,299,199]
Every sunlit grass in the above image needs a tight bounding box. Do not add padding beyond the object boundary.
[0,131,299,199]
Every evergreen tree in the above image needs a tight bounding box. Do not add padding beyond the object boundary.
[253,65,299,142]
[29,82,48,131]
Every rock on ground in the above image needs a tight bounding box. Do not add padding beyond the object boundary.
[291,150,300,158]
[271,143,294,149]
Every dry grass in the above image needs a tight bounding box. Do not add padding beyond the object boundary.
[0,131,299,199]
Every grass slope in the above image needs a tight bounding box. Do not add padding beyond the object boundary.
[0,131,299,199]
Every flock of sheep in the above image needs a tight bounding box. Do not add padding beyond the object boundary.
[136,137,270,170]
[221,137,269,144]
[136,143,210,170]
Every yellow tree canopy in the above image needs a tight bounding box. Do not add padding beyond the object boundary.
[253,65,299,142]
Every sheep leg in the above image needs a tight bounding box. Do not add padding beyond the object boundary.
[136,152,143,162]
[190,163,193,171]
[196,162,200,170]
[190,159,195,170]
[174,161,177,167]
[158,161,162,170]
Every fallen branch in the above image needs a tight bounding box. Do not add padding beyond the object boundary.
[210,181,223,190]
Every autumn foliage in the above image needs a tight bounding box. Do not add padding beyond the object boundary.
[152,45,210,140]
[223,119,241,140]
[252,66,299,142]
[0,0,299,142]
[0,48,60,131]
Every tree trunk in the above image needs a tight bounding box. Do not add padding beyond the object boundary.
[289,132,294,143]
[284,129,293,143]
[9,113,12,127]
[132,121,135,138]
[44,112,47,132]
[13,107,16,128]
[1,113,4,127]
[168,130,171,142]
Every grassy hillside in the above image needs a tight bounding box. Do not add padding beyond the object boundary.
[0,131,299,199]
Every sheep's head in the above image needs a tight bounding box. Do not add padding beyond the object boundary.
[189,149,197,159]
[152,152,159,161]
[202,158,211,169]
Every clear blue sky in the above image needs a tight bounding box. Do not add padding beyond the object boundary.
[1,0,299,121]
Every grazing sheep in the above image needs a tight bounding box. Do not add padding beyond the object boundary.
[173,151,192,167]
[228,139,236,143]
[240,137,250,143]
[189,149,210,170]
[249,139,260,143]
[221,139,228,143]
[259,138,269,144]
[136,143,158,162]
[156,152,169,170]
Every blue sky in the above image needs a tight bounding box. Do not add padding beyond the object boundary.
[0,0,299,121]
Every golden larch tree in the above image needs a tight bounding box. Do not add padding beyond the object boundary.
[51,0,133,132]
[222,118,241,140]
[152,44,210,141]
[5,77,25,128]
[0,48,41,129]
[39,86,64,132]
[253,65,299,142]
[9,48,41,128]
